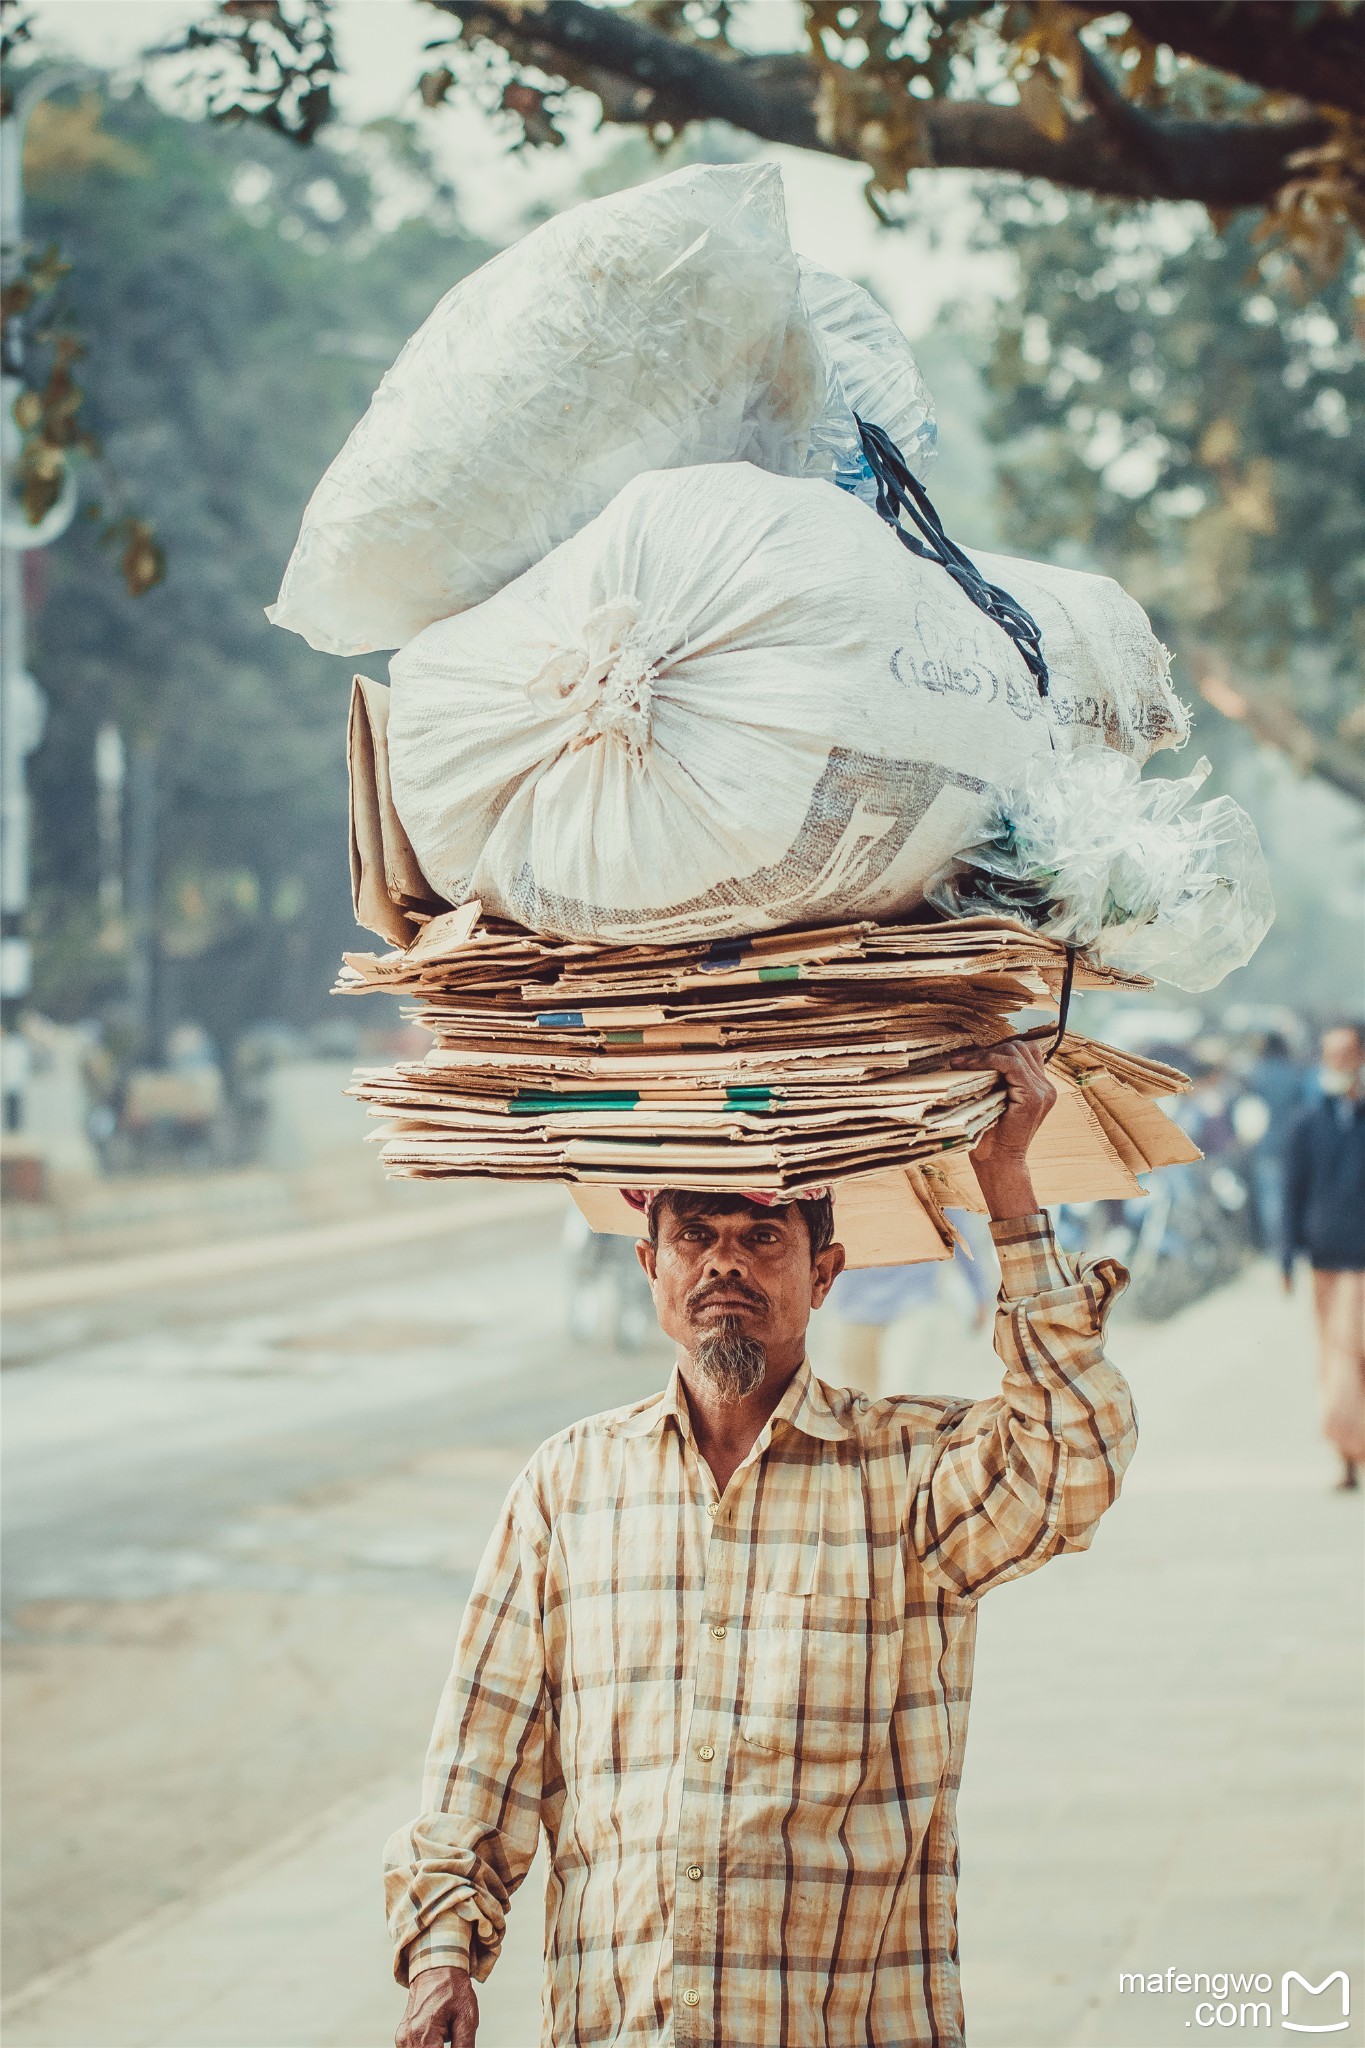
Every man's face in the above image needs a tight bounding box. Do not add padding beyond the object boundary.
[1320,1027,1364,1082]
[638,1202,845,1387]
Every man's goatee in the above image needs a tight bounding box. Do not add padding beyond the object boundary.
[694,1318,766,1402]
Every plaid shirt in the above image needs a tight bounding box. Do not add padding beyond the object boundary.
[385,1213,1135,2046]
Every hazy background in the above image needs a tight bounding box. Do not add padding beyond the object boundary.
[2,6,1362,2045]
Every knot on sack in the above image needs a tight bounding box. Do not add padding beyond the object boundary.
[528,600,670,758]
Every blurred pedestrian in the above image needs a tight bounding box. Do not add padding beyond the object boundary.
[826,1218,996,1398]
[1283,1023,1365,1491]
[1186,1054,1238,1160]
[1241,1031,1308,1252]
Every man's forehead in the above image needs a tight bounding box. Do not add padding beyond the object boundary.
[658,1200,800,1234]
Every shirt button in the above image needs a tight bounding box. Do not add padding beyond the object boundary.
[685,1863,703,1881]
[696,1743,715,1761]
[681,1989,701,2007]
[706,1502,718,1518]
[709,1624,726,1639]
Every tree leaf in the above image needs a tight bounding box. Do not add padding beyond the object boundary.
[1017,69,1068,144]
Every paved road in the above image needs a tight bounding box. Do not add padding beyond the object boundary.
[3,1201,578,1616]
[2,1218,1361,2046]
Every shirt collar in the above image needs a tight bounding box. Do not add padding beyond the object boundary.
[608,1356,850,1443]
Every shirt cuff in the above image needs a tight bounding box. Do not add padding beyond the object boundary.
[402,1911,475,1985]
[989,1210,1071,1300]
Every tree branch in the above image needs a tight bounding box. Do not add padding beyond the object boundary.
[1191,651,1365,808]
[917,95,1324,207]
[427,1,833,149]
[427,0,1329,207]
[1114,2,1365,122]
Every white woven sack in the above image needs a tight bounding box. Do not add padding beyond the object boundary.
[386,464,1188,945]
[964,548,1189,761]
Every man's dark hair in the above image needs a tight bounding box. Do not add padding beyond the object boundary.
[647,1188,835,1259]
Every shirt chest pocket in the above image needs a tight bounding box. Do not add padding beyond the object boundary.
[739,1541,901,1767]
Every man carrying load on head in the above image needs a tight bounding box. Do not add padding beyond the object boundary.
[388,1040,1137,2048]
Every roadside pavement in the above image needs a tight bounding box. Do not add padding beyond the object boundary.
[2,1181,561,1316]
[3,1240,1360,2048]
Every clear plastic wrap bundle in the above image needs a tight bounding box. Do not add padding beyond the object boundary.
[797,259,936,497]
[925,746,1274,992]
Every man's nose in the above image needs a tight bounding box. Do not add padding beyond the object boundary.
[704,1247,748,1279]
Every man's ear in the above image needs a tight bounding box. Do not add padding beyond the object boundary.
[811,1240,846,1307]
[635,1236,657,1281]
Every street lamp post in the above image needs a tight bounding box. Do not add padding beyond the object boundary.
[0,68,86,1138]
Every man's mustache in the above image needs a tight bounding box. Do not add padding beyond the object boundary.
[686,1278,769,1315]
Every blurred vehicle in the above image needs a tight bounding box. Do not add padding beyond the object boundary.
[109,1022,231,1170]
[120,1067,227,1154]
[1074,1040,1260,1319]
[1094,1159,1254,1321]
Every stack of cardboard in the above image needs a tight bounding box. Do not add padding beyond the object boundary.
[336,892,1200,1267]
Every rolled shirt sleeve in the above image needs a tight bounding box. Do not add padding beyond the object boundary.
[384,1480,549,1987]
[909,1210,1136,1599]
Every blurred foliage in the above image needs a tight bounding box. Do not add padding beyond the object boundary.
[150,1,1365,272]
[3,234,167,590]
[22,79,491,1048]
[0,0,32,98]
[796,0,1364,241]
[22,90,153,180]
[3,94,164,583]
[148,0,339,145]
[972,190,1365,800]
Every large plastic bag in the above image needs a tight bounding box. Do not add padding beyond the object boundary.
[386,464,1189,945]
[267,168,943,659]
[268,163,825,657]
[925,746,1273,991]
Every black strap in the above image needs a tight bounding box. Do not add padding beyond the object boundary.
[951,942,1078,1067]
[1046,944,1077,1062]
[856,415,1052,702]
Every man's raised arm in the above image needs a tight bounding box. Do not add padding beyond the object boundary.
[908,1039,1138,1598]
[387,1479,549,2047]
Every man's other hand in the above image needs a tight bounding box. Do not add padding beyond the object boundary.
[396,1966,478,2048]
[947,1037,1057,1221]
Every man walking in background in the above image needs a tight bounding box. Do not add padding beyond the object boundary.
[1242,1030,1307,1254]
[387,1042,1137,2048]
[1283,1022,1365,1491]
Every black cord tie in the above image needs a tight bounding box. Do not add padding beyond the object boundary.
[1046,944,1077,1062]
[951,942,1078,1069]
[856,415,1052,702]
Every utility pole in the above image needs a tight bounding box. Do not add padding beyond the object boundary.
[0,68,86,1138]
[124,735,158,1062]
